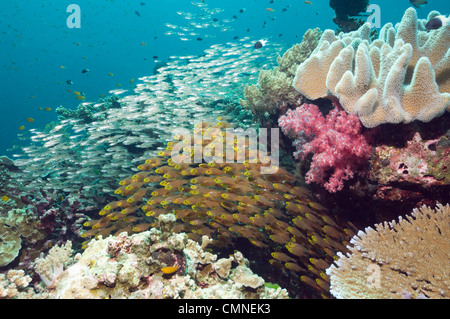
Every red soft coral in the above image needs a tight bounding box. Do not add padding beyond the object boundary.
[279,103,372,192]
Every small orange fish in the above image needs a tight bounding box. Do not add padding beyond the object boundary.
[108,72,114,76]
[304,1,312,4]
[19,125,25,130]
[26,117,34,123]
[161,266,179,274]
[140,42,146,46]
[266,8,274,12]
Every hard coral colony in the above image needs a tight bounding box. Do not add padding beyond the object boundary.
[0,5,449,300]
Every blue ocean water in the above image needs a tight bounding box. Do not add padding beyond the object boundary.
[0,0,448,157]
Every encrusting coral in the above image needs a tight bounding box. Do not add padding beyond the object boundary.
[34,241,73,288]
[326,203,450,299]
[80,120,356,298]
[43,214,290,299]
[293,8,450,128]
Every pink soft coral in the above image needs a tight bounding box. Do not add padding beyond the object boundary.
[279,103,372,192]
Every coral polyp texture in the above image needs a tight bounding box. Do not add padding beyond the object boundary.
[293,8,450,128]
[326,203,450,299]
[82,120,355,298]
[278,103,372,192]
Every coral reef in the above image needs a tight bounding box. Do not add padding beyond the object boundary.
[0,209,45,267]
[14,38,282,210]
[240,28,321,120]
[2,9,448,300]
[326,203,450,299]
[0,269,32,299]
[278,103,372,192]
[55,95,122,124]
[369,131,449,188]
[83,120,356,298]
[34,241,73,288]
[293,8,450,128]
[42,214,290,299]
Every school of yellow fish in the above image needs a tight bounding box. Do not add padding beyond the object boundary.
[81,120,356,298]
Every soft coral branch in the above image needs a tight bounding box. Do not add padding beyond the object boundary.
[279,103,372,192]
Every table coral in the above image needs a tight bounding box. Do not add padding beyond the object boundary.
[42,214,290,299]
[293,8,450,128]
[278,103,372,192]
[326,203,450,299]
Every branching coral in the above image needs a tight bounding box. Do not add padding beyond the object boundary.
[278,103,372,192]
[293,8,450,128]
[326,203,450,299]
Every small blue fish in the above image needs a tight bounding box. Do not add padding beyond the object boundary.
[409,0,427,8]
